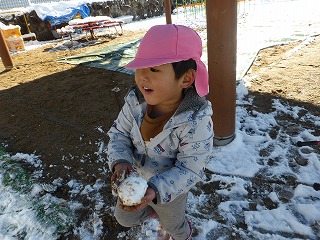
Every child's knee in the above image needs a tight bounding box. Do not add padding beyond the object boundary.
[114,216,136,228]
[114,209,140,227]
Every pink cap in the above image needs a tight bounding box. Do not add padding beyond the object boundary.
[125,24,209,97]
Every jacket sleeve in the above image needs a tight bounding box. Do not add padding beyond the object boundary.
[148,114,214,204]
[107,102,135,173]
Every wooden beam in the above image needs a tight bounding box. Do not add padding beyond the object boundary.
[206,0,237,145]
[164,0,172,24]
[0,30,14,70]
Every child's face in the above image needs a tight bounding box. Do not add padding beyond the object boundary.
[135,63,185,107]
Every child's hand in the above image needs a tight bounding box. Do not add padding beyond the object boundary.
[111,162,134,196]
[111,162,134,182]
[120,187,156,212]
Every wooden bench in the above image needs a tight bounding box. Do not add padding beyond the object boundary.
[69,20,123,38]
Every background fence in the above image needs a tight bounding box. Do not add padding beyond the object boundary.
[0,0,72,10]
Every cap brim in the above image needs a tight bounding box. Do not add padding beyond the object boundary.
[125,57,186,69]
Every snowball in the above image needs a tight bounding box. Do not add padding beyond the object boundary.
[117,173,148,206]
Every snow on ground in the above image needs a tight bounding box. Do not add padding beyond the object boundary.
[0,0,320,239]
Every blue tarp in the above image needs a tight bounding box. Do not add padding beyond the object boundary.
[43,4,90,26]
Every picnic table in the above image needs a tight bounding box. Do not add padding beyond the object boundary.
[68,16,123,39]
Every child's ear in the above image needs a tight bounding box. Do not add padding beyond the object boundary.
[181,69,196,89]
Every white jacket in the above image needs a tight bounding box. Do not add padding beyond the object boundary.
[107,85,214,204]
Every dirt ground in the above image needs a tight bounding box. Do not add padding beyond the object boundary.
[245,37,320,108]
[0,30,319,239]
[0,30,145,183]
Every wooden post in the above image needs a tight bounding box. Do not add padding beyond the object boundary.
[0,29,14,70]
[164,0,172,24]
[206,0,237,146]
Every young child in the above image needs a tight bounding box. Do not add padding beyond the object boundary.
[107,24,214,240]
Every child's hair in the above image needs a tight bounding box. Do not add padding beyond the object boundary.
[172,58,197,80]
